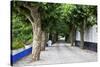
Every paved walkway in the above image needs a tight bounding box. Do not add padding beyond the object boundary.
[13,40,97,66]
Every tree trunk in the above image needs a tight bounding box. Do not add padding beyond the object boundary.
[31,8,42,61]
[32,23,41,61]
[80,29,84,49]
[73,29,76,46]
[70,30,74,46]
[41,31,46,51]
[20,4,42,62]
[53,33,56,43]
[52,33,57,43]
[65,34,67,41]
[66,35,70,43]
[46,32,49,42]
[49,32,52,40]
[32,22,42,61]
[55,33,58,42]
[70,25,75,46]
[45,32,49,47]
[80,22,84,49]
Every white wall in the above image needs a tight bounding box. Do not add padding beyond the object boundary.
[76,25,97,43]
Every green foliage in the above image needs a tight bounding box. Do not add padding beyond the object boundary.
[25,38,33,45]
[11,1,97,49]
[12,39,25,50]
[12,12,32,50]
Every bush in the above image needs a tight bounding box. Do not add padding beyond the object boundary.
[25,38,33,45]
[12,12,32,50]
[12,40,25,50]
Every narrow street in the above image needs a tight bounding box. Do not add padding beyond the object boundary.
[13,40,97,66]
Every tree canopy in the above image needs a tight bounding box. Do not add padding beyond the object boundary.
[11,1,97,50]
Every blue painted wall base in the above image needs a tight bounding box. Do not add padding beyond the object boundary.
[11,47,32,66]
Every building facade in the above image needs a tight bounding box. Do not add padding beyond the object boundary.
[75,25,97,52]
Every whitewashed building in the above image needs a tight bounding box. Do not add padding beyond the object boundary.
[75,25,97,52]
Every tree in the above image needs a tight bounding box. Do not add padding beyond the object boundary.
[40,3,62,43]
[12,1,61,61]
[12,1,44,61]
[74,5,97,49]
[59,4,76,46]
